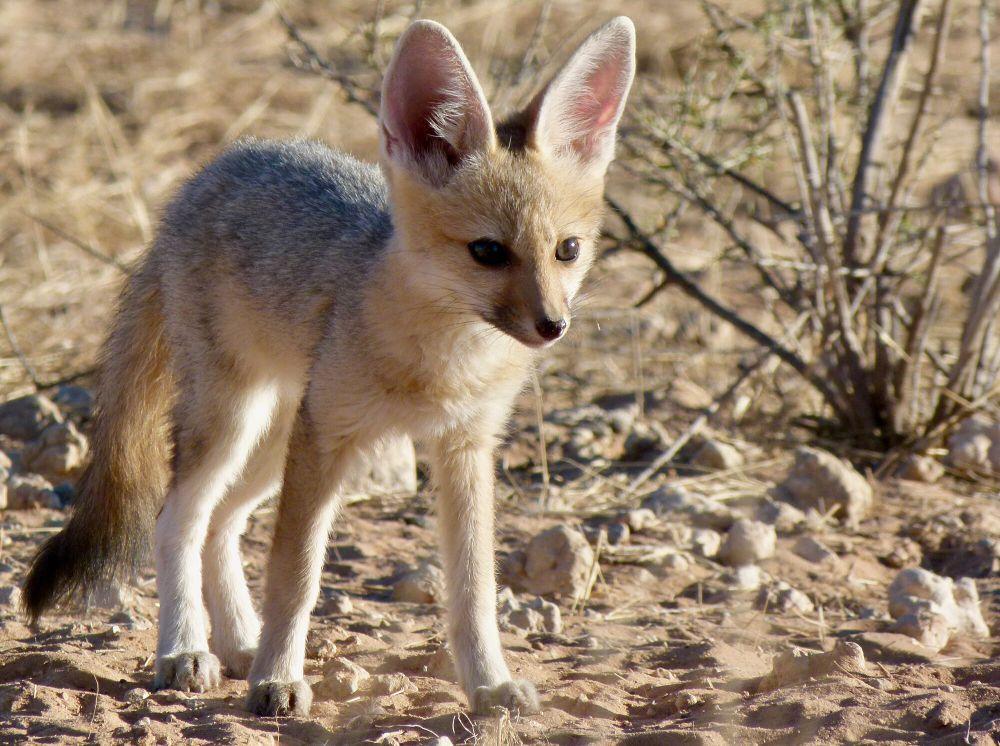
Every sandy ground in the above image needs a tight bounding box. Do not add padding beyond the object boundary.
[2,0,999,744]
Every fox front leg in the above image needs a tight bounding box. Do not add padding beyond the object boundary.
[429,429,540,715]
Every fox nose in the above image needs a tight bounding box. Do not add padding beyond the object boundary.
[535,317,568,341]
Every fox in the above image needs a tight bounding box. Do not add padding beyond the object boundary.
[22,17,635,717]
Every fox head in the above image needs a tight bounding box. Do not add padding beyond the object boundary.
[379,17,635,348]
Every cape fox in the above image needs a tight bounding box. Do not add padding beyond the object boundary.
[23,16,635,717]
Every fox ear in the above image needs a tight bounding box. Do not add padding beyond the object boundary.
[525,16,635,174]
[379,20,495,186]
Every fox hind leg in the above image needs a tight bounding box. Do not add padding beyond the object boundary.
[153,378,279,693]
[202,397,297,679]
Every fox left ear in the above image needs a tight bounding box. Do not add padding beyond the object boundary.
[525,16,635,175]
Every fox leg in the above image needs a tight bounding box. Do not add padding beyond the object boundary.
[153,381,279,693]
[246,409,360,717]
[203,398,296,679]
[429,428,540,715]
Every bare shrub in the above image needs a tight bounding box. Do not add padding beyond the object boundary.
[612,0,999,453]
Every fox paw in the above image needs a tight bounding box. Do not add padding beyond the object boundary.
[246,680,313,717]
[471,679,540,715]
[153,652,221,693]
[216,647,256,679]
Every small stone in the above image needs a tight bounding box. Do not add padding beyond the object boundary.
[726,564,763,591]
[720,520,776,566]
[660,552,690,572]
[624,508,657,532]
[641,487,737,530]
[0,394,63,440]
[756,641,866,692]
[755,498,806,533]
[893,611,952,652]
[134,717,152,730]
[51,386,94,422]
[926,699,974,729]
[895,455,944,483]
[777,447,874,525]
[498,588,563,635]
[393,563,445,605]
[690,528,722,558]
[690,439,744,471]
[7,473,60,509]
[123,687,149,706]
[792,536,838,565]
[319,592,354,615]
[22,421,89,478]
[888,568,989,641]
[505,525,595,601]
[0,585,21,608]
[315,658,371,699]
[947,417,1000,473]
[758,581,814,614]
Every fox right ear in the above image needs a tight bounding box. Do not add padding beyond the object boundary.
[379,20,495,186]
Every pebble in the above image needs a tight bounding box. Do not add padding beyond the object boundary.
[895,454,944,483]
[314,657,370,699]
[754,498,806,534]
[641,487,737,530]
[624,508,657,532]
[757,581,814,614]
[792,535,838,565]
[720,520,776,567]
[504,525,594,600]
[123,687,149,706]
[7,473,61,509]
[392,563,445,604]
[22,421,89,478]
[689,438,744,471]
[947,417,1000,473]
[725,564,763,591]
[498,588,563,635]
[777,447,874,525]
[888,568,989,649]
[0,394,63,440]
[319,591,354,615]
[690,528,722,558]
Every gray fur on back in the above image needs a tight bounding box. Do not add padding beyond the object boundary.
[156,138,393,323]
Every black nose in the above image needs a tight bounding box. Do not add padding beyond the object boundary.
[535,317,567,341]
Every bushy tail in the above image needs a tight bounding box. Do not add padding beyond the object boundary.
[23,263,173,622]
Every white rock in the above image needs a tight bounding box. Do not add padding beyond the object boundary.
[22,420,89,478]
[392,563,445,604]
[778,447,874,525]
[0,584,21,608]
[758,581,814,614]
[641,487,737,530]
[497,588,563,635]
[315,658,370,699]
[755,498,807,533]
[720,520,776,567]
[624,508,658,532]
[507,525,595,600]
[793,536,838,565]
[895,454,944,483]
[7,473,60,509]
[888,568,989,644]
[690,528,722,558]
[947,418,1000,473]
[690,439,744,471]
[0,394,63,440]
[726,564,763,591]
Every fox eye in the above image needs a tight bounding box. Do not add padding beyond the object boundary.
[468,238,510,267]
[556,237,580,262]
